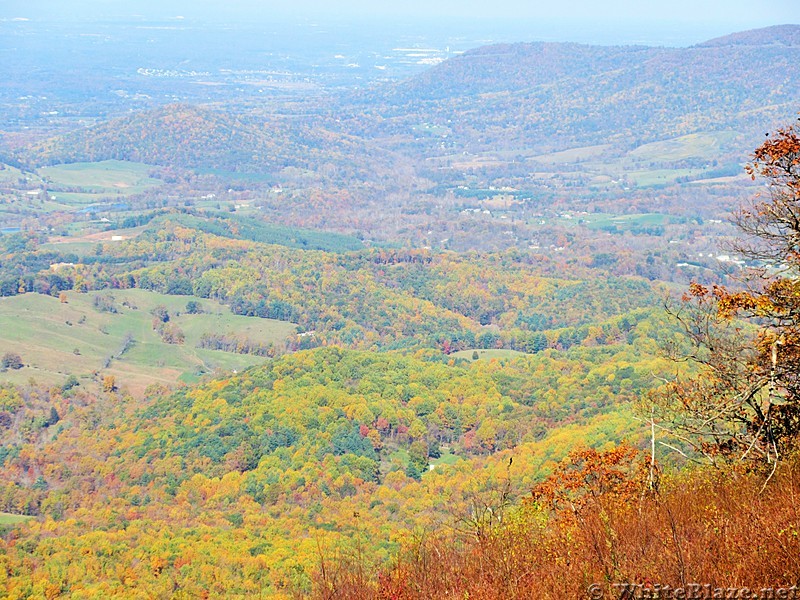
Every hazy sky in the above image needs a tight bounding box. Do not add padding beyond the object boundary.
[2,0,797,23]
[1,0,797,48]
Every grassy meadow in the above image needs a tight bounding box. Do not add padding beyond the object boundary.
[0,512,33,527]
[0,160,163,233]
[0,289,296,393]
[39,160,161,199]
[451,348,529,361]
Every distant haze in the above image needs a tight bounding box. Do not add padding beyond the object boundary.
[0,0,794,19]
[2,0,796,24]
[1,0,797,47]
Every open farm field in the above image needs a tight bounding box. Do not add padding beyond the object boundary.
[0,289,296,392]
[38,160,161,194]
[627,131,741,162]
[451,348,530,361]
[531,143,614,164]
[0,161,163,230]
[0,512,33,526]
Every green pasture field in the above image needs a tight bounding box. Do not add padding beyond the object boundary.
[0,289,296,392]
[0,512,33,526]
[580,212,676,229]
[0,161,163,225]
[0,163,27,184]
[429,446,461,468]
[412,122,452,137]
[47,191,123,205]
[624,167,707,187]
[451,348,529,361]
[38,160,161,193]
[627,131,740,162]
[525,212,699,235]
[0,160,165,214]
[530,143,613,164]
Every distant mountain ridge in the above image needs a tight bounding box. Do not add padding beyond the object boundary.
[696,24,800,47]
[385,42,662,100]
[390,24,800,99]
[17,25,800,179]
[357,24,800,152]
[382,42,663,100]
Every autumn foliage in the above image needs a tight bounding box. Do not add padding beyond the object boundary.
[314,448,800,600]
[309,120,800,599]
[648,123,800,466]
[3,116,800,598]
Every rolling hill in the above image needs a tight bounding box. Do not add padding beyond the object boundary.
[0,340,666,595]
[22,104,410,187]
[0,288,297,392]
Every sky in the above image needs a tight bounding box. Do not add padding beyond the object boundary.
[1,0,797,47]
[2,0,797,23]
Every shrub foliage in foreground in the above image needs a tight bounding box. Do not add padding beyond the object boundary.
[314,449,800,600]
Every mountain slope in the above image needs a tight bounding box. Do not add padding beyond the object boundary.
[362,25,800,149]
[387,42,662,100]
[697,24,800,47]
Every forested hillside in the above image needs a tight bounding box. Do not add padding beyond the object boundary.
[23,105,411,189]
[0,194,681,597]
[0,338,673,596]
[367,24,800,147]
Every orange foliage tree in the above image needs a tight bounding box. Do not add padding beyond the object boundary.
[652,121,800,469]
